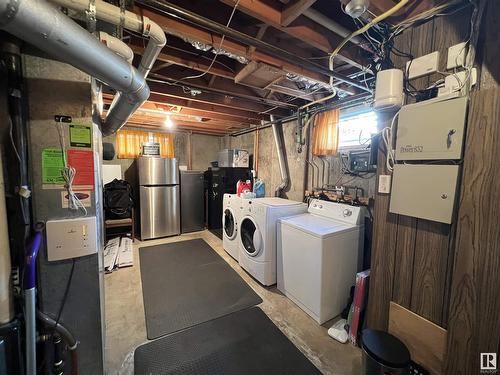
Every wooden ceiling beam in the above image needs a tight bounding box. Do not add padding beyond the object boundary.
[124,122,229,135]
[146,80,290,116]
[103,92,262,125]
[132,43,317,102]
[281,0,317,26]
[219,0,368,70]
[135,5,331,85]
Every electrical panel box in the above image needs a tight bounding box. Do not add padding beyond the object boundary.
[389,164,459,224]
[348,150,376,173]
[395,96,468,161]
[46,216,98,261]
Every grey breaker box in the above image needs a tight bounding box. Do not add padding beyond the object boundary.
[389,164,460,224]
[395,96,468,161]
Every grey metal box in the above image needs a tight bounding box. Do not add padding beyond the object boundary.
[389,164,459,224]
[395,96,468,160]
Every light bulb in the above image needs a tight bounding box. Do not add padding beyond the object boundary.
[164,114,174,128]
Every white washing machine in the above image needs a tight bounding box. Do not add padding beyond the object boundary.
[277,199,365,324]
[222,194,242,261]
[238,198,307,286]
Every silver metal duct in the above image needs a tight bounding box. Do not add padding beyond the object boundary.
[0,0,150,136]
[271,115,291,198]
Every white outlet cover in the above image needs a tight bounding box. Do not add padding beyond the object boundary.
[406,51,439,80]
[378,174,392,194]
[447,42,467,70]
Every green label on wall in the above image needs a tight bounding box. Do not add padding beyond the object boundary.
[42,148,65,184]
[69,124,92,147]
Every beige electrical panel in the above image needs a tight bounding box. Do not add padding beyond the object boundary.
[395,96,468,160]
[389,164,459,224]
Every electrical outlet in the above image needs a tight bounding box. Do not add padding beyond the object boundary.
[406,51,439,80]
[437,68,477,97]
[447,42,467,70]
[378,175,391,194]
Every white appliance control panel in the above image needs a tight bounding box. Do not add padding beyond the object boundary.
[308,199,365,225]
[46,216,98,261]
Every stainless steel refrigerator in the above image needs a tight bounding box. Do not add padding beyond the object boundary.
[138,157,180,239]
[180,170,205,233]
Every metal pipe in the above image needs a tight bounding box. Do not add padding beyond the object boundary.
[135,0,372,92]
[230,93,371,136]
[0,0,151,136]
[49,0,166,76]
[303,8,364,47]
[271,115,290,198]
[99,31,134,64]
[36,311,78,351]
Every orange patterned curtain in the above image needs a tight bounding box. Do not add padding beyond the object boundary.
[116,129,175,158]
[312,109,340,156]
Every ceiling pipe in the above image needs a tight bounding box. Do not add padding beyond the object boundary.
[135,0,372,93]
[99,31,134,64]
[0,0,150,136]
[303,8,365,48]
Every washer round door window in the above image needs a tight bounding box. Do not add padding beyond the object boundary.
[239,217,263,256]
[224,208,237,240]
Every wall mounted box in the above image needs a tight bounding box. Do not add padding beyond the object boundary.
[395,96,468,161]
[46,216,98,261]
[389,164,459,224]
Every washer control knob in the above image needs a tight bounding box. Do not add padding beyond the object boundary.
[343,209,352,217]
[313,204,317,207]
[319,205,323,209]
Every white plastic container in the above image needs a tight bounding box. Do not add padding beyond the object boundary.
[374,69,404,110]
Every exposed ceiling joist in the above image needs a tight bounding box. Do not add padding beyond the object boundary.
[281,0,317,26]
[146,80,290,117]
[135,4,336,86]
[219,0,368,70]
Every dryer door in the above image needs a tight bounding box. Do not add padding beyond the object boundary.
[223,208,237,240]
[239,216,263,257]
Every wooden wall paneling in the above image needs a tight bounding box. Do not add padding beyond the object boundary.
[410,222,450,325]
[444,87,500,375]
[477,0,500,90]
[365,112,399,331]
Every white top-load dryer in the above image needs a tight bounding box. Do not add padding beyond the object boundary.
[222,194,242,261]
[238,198,307,286]
[277,199,365,324]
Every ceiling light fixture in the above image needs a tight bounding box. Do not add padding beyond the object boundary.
[345,0,370,19]
[164,114,174,128]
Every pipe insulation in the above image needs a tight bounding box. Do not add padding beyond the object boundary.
[271,115,290,198]
[99,31,134,64]
[0,145,13,324]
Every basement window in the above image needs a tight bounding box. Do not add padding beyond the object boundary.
[337,109,378,149]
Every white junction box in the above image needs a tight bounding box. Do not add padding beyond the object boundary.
[406,51,439,79]
[395,96,468,161]
[378,175,392,194]
[46,216,98,261]
[447,42,467,70]
[389,164,459,224]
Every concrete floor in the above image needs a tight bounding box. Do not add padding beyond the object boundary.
[104,230,362,375]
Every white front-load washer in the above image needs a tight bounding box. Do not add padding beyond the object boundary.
[238,198,307,286]
[277,199,366,324]
[222,194,242,261]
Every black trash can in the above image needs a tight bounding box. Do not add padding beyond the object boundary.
[361,329,411,375]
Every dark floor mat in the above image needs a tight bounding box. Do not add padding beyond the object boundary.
[139,238,262,339]
[134,307,321,375]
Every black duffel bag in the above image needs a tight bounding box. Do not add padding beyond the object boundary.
[104,179,133,219]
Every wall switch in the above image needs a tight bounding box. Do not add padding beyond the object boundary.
[447,42,467,70]
[406,51,439,80]
[378,175,391,194]
[46,216,98,261]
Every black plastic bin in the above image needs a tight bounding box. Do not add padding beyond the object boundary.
[361,329,411,375]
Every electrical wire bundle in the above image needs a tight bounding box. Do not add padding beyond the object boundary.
[56,120,88,215]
